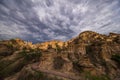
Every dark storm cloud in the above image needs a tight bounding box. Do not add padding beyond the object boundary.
[0,0,120,42]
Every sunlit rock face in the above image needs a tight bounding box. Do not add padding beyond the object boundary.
[35,40,66,50]
[0,0,120,42]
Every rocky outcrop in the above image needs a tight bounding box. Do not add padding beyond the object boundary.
[35,40,67,50]
[65,31,120,79]
[0,31,120,80]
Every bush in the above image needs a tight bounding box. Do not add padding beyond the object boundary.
[20,49,42,62]
[6,42,14,49]
[47,44,52,49]
[55,43,61,53]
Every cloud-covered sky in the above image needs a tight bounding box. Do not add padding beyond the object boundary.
[0,0,120,43]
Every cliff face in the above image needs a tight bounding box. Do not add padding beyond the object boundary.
[0,31,120,80]
[66,31,120,78]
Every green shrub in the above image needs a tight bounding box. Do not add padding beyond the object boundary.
[10,39,16,44]
[20,50,42,62]
[55,43,61,53]
[6,42,14,49]
[47,44,52,49]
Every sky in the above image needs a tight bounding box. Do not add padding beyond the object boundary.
[0,0,120,43]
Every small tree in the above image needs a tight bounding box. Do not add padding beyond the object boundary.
[62,42,66,50]
[55,43,61,53]
[47,44,52,49]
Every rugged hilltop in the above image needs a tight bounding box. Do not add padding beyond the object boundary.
[0,31,120,80]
